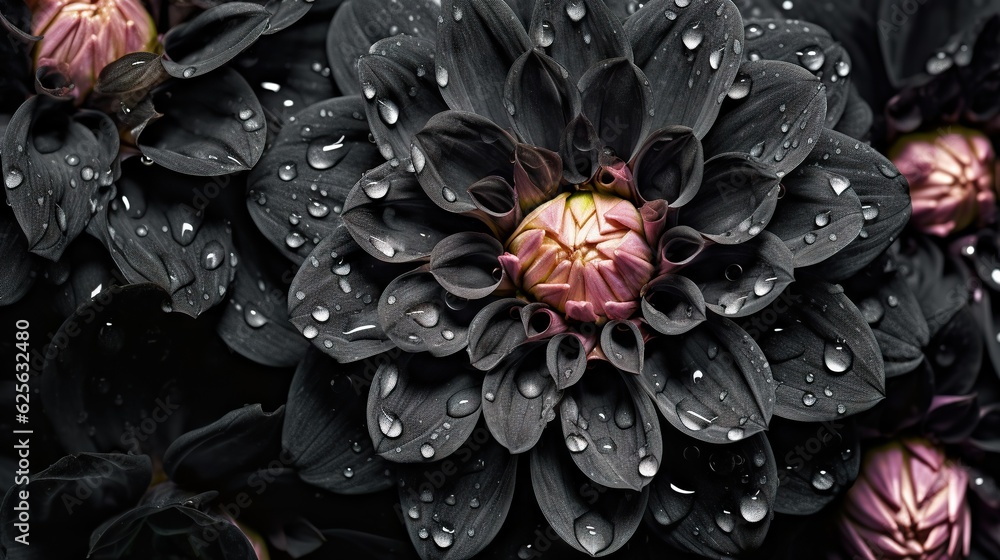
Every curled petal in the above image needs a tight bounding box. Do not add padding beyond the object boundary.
[430,232,505,299]
[641,273,707,336]
[630,126,704,207]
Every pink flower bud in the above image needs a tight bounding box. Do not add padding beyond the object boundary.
[499,191,654,323]
[890,127,997,237]
[837,439,971,560]
[30,0,158,100]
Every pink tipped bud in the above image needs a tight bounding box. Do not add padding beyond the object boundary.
[31,0,158,100]
[500,191,654,323]
[890,127,997,237]
[837,439,971,560]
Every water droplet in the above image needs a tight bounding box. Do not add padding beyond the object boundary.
[804,232,817,244]
[811,469,834,490]
[739,494,768,522]
[378,98,400,125]
[753,276,775,297]
[286,232,306,249]
[566,433,588,452]
[80,166,95,181]
[369,235,396,257]
[535,20,555,47]
[797,47,825,71]
[435,65,449,88]
[406,303,440,328]
[802,392,817,406]
[837,403,847,414]
[64,154,80,166]
[433,526,454,549]
[446,387,481,418]
[573,512,612,555]
[278,162,297,181]
[709,48,724,70]
[312,306,330,322]
[716,511,735,532]
[639,455,659,477]
[516,369,545,398]
[378,409,404,438]
[362,82,376,99]
[824,341,853,373]
[814,211,831,227]
[306,136,347,170]
[823,386,833,397]
[196,241,224,270]
[926,52,953,75]
[835,59,851,77]
[595,437,617,454]
[452,4,463,20]
[676,399,717,431]
[727,427,745,441]
[362,179,390,199]
[307,199,331,219]
[681,24,703,50]
[55,205,68,232]
[675,0,690,7]
[728,74,751,99]
[566,0,586,21]
[829,175,850,195]
[859,297,884,324]
[614,402,635,429]
[750,141,765,158]
[862,205,879,220]
[244,306,268,328]
[421,443,435,459]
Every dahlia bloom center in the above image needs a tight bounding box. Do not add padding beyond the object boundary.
[890,126,997,236]
[499,191,654,323]
[31,0,157,99]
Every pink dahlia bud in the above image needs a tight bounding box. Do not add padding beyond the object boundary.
[890,127,997,237]
[837,439,971,560]
[499,191,654,323]
[30,0,158,100]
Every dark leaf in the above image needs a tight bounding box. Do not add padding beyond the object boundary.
[163,404,286,492]
[757,282,885,421]
[482,342,561,453]
[397,429,517,559]
[769,417,860,515]
[283,349,395,494]
[647,431,777,556]
[679,153,780,245]
[366,352,482,462]
[137,68,267,176]
[287,226,408,363]
[161,2,271,79]
[359,36,450,162]
[800,129,911,281]
[528,0,632,83]
[680,231,794,317]
[531,426,650,556]
[2,97,118,260]
[246,95,379,262]
[625,0,744,138]
[640,316,774,444]
[436,0,531,127]
[702,60,827,177]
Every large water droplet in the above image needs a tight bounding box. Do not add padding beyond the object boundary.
[716,511,735,532]
[676,399,717,431]
[378,98,400,125]
[728,75,751,99]
[201,241,225,270]
[797,47,825,71]
[566,0,586,21]
[286,232,306,249]
[535,20,555,47]
[278,162,298,181]
[681,24,703,50]
[406,303,440,328]
[566,433,588,452]
[829,175,850,195]
[446,387,481,418]
[369,235,396,257]
[244,306,268,328]
[421,442,435,459]
[823,341,853,374]
[802,392,817,407]
[435,65,449,88]
[378,409,404,438]
[55,205,68,232]
[739,494,768,522]
[573,512,612,555]
[433,526,454,549]
[753,276,775,297]
[638,455,659,477]
[516,369,545,398]
[727,427,745,441]
[814,211,831,227]
[5,169,24,189]
[595,437,617,455]
[182,67,196,78]
[306,136,347,170]
[709,48,724,70]
[312,305,330,322]
[811,469,834,491]
[862,205,879,220]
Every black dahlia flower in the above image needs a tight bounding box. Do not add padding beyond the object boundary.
[238,0,914,557]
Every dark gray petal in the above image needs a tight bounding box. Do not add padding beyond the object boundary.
[629,126,703,207]
[342,163,488,263]
[95,52,168,94]
[163,404,285,491]
[528,0,632,83]
[742,18,851,127]
[625,0,744,138]
[430,232,504,299]
[702,60,827,176]
[436,0,531,126]
[411,110,517,213]
[466,298,529,370]
[258,0,313,33]
[0,204,35,305]
[560,113,601,184]
[640,317,774,444]
[578,57,651,160]
[378,269,487,356]
[853,274,929,378]
[756,282,885,422]
[504,49,581,151]
[681,231,794,318]
[283,349,395,494]
[359,36,450,162]
[799,130,911,282]
[397,429,517,559]
[600,320,645,374]
[766,156,865,267]
[288,226,408,363]
[482,342,561,453]
[546,332,587,389]
[641,273,707,336]
[246,95,380,263]
[161,2,271,79]
[366,352,483,461]
[833,83,873,139]
[137,68,267,176]
[648,431,777,555]
[530,427,650,556]
[770,417,860,515]
[560,363,662,490]
[678,153,780,244]
[2,97,118,260]
[326,0,440,96]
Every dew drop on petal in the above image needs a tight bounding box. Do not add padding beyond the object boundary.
[811,469,834,490]
[312,306,330,322]
[420,443,435,459]
[739,494,768,522]
[573,512,612,556]
[446,387,481,418]
[565,433,588,452]
[727,427,745,441]
[535,20,555,47]
[802,393,817,406]
[244,307,268,328]
[302,325,318,339]
[278,162,298,181]
[823,341,853,373]
[681,24,703,50]
[566,0,586,21]
[378,409,404,438]
[716,511,735,533]
[406,303,440,327]
[797,47,825,71]
[638,455,659,477]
